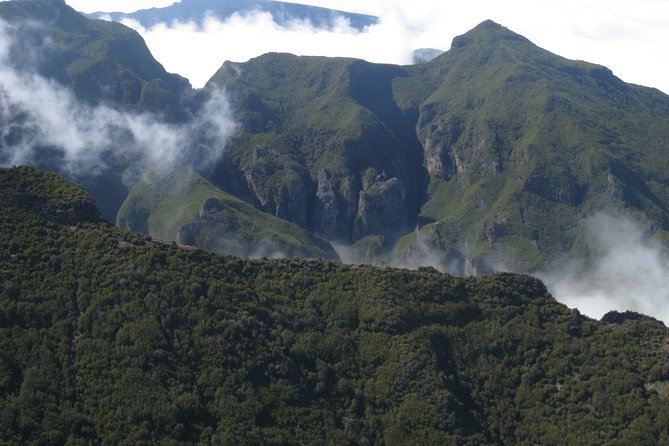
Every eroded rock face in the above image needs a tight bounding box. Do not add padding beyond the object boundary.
[276,171,310,228]
[311,168,359,241]
[422,120,462,179]
[354,172,409,240]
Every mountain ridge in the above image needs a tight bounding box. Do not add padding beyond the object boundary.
[1,2,668,277]
[86,0,379,31]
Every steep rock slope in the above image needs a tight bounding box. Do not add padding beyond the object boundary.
[208,53,428,251]
[1,167,669,444]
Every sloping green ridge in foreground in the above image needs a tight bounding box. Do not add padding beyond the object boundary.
[1,166,669,444]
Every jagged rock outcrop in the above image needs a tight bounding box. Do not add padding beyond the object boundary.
[354,170,409,240]
[275,170,310,228]
[311,168,357,241]
[601,310,664,326]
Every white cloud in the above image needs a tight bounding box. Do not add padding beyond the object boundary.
[68,0,669,93]
[540,212,669,324]
[118,10,419,88]
[0,18,236,178]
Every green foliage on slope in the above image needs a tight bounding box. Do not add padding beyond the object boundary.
[2,167,669,444]
[200,21,669,271]
[208,53,427,242]
[391,20,669,272]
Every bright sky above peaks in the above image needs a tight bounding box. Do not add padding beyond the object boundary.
[49,1,669,93]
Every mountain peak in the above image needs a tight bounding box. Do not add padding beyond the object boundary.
[451,19,530,49]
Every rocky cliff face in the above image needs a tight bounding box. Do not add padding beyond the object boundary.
[208,54,426,247]
[311,168,354,241]
[354,170,409,240]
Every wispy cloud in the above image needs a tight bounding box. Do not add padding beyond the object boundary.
[540,212,669,324]
[0,18,235,178]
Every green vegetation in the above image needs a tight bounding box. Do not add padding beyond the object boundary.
[207,21,669,272]
[391,20,669,272]
[117,168,338,260]
[0,0,190,119]
[208,54,428,243]
[3,2,669,273]
[2,167,669,445]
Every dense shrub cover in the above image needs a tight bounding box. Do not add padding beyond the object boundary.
[1,167,668,444]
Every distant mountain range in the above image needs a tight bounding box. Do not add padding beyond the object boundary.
[2,0,669,274]
[85,0,379,30]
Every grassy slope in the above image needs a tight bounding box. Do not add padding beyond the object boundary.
[208,53,427,239]
[1,167,669,444]
[117,169,338,260]
[392,21,669,272]
[204,23,669,271]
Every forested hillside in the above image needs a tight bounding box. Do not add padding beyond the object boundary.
[2,167,668,444]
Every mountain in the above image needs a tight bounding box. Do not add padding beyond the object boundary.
[2,1,669,274]
[395,20,669,273]
[0,0,191,116]
[0,0,338,260]
[206,54,428,253]
[2,166,669,444]
[86,0,379,31]
[205,20,669,272]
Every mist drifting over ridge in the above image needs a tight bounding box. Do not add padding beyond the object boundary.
[0,17,236,180]
[540,212,669,324]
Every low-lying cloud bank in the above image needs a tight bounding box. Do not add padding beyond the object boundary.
[539,212,669,324]
[118,10,417,88]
